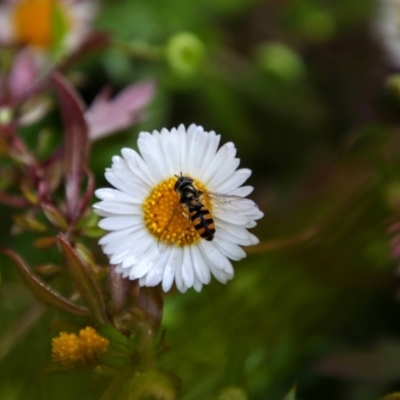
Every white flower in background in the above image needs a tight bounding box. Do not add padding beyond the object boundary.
[375,0,400,66]
[0,0,95,56]
[94,124,263,293]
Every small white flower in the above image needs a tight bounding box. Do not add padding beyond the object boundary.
[0,0,95,55]
[94,124,263,293]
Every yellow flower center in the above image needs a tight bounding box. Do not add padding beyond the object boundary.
[52,327,109,368]
[12,0,70,48]
[143,176,212,247]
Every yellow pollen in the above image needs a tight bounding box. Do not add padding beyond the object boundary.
[143,176,212,247]
[51,327,109,368]
[12,0,70,48]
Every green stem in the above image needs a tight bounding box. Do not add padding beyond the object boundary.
[112,41,163,61]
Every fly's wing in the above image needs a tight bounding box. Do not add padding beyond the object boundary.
[157,202,190,253]
[201,191,256,214]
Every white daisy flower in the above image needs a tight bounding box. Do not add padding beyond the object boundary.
[93,124,263,293]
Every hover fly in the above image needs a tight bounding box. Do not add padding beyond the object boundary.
[157,173,253,251]
[174,174,216,241]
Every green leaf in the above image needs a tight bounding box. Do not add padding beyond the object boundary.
[381,393,400,400]
[41,203,69,230]
[283,384,296,400]
[98,350,131,370]
[2,249,90,317]
[57,235,109,324]
[51,2,69,59]
[97,325,130,352]
[12,214,47,233]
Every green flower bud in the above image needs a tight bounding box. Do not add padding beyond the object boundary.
[125,370,178,400]
[255,42,305,82]
[165,32,206,78]
[256,43,304,82]
[218,386,248,400]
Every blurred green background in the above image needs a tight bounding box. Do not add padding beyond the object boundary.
[3,0,400,399]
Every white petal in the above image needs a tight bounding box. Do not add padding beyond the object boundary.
[99,226,140,245]
[190,129,210,176]
[184,125,203,176]
[197,130,220,177]
[158,127,180,176]
[193,279,203,292]
[110,249,131,265]
[175,249,185,293]
[214,213,251,226]
[207,158,240,190]
[138,132,167,181]
[182,247,194,289]
[162,247,181,292]
[129,247,160,279]
[105,171,147,199]
[99,215,143,230]
[121,148,157,187]
[217,168,252,193]
[216,221,257,246]
[202,142,236,184]
[190,245,211,284]
[95,188,142,204]
[213,236,246,261]
[94,201,141,215]
[176,124,187,174]
[121,235,154,269]
[103,228,146,255]
[93,208,117,218]
[144,249,170,287]
[229,185,254,197]
[200,241,234,283]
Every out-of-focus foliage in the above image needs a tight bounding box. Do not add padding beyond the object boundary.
[2,0,400,399]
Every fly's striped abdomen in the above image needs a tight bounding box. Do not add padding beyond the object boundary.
[189,204,215,241]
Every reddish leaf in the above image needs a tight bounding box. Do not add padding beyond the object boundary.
[0,192,29,207]
[57,235,109,324]
[314,339,400,384]
[78,168,95,216]
[85,80,156,141]
[109,268,134,316]
[52,73,89,221]
[2,249,90,317]
[34,236,57,249]
[138,287,163,335]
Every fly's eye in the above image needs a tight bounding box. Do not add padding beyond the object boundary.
[182,192,195,203]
